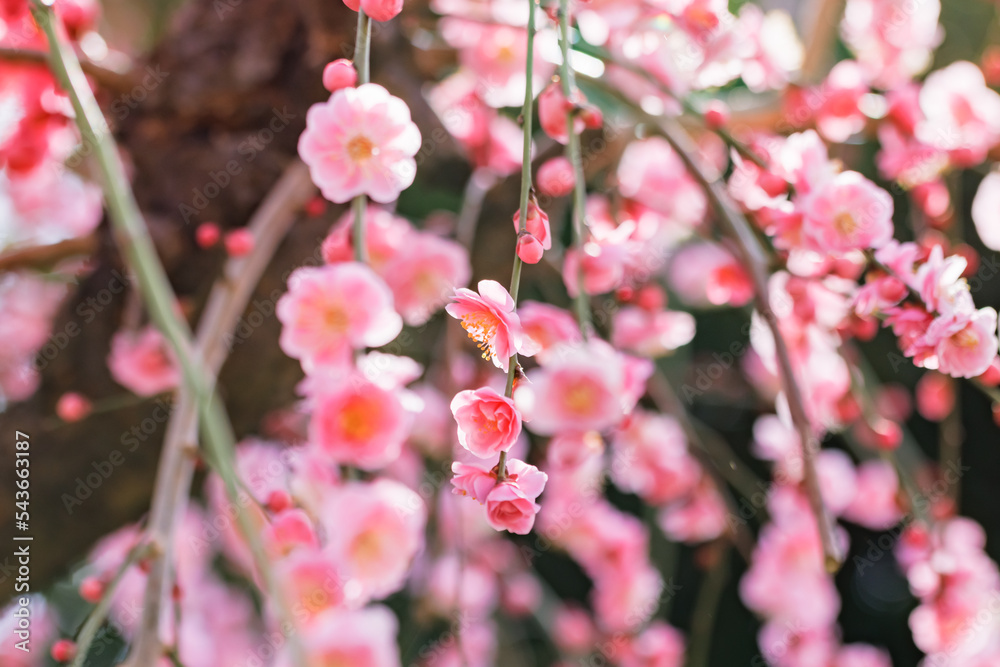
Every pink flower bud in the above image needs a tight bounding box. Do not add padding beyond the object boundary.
[56,392,92,422]
[703,100,729,129]
[224,228,255,257]
[195,221,221,248]
[322,59,358,93]
[916,373,955,422]
[517,233,544,264]
[79,576,104,603]
[536,157,574,198]
[360,0,403,22]
[51,640,77,663]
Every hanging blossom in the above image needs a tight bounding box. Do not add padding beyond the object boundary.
[298,83,421,204]
[447,279,532,372]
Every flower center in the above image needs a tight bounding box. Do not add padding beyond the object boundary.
[351,529,382,562]
[563,378,600,415]
[460,312,500,360]
[339,395,377,442]
[951,326,980,348]
[347,134,377,162]
[833,211,859,237]
[323,303,350,332]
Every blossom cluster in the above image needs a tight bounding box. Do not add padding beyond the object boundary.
[8,0,1000,664]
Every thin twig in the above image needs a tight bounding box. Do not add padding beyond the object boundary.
[351,10,372,264]
[497,0,538,481]
[0,235,97,273]
[455,168,496,250]
[647,371,757,562]
[0,45,132,91]
[127,162,315,666]
[557,0,593,336]
[30,4,306,664]
[684,544,731,667]
[70,540,152,667]
[800,0,845,83]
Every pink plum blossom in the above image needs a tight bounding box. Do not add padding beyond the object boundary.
[298,83,421,203]
[309,373,411,470]
[381,232,471,326]
[447,280,526,372]
[517,301,581,358]
[842,459,903,530]
[321,480,426,604]
[932,307,999,379]
[450,386,522,459]
[277,263,402,371]
[801,171,894,252]
[288,606,402,667]
[611,411,699,504]
[517,340,629,435]
[842,0,941,88]
[619,621,685,667]
[611,305,696,357]
[917,61,1000,167]
[617,137,707,228]
[107,325,180,397]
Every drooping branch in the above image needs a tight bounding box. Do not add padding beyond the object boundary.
[30,3,307,662]
[127,161,315,666]
[653,117,843,572]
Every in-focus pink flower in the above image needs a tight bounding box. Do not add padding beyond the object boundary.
[517,233,545,264]
[484,459,547,535]
[321,480,426,604]
[512,199,552,250]
[801,171,894,252]
[446,280,526,372]
[278,263,402,371]
[451,386,522,459]
[310,373,410,470]
[107,325,180,397]
[450,460,498,503]
[298,83,421,203]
